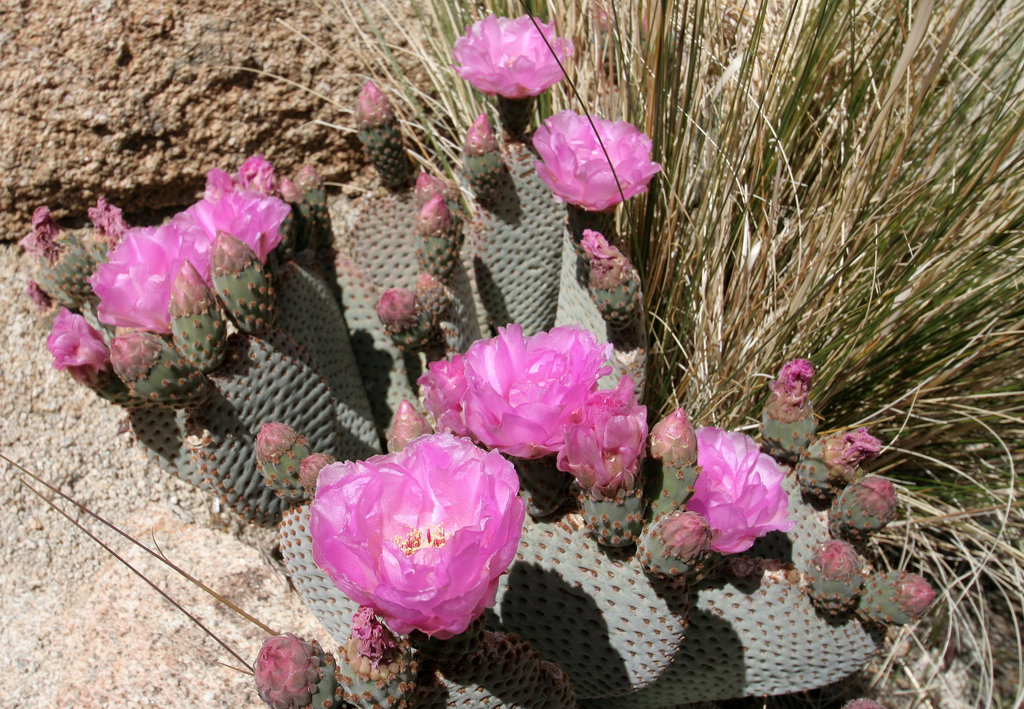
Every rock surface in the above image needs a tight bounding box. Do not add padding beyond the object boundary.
[0,0,415,240]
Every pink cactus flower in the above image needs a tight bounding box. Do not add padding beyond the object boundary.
[237,154,279,195]
[420,324,612,459]
[685,427,795,554]
[453,15,573,98]
[184,190,289,265]
[419,355,470,437]
[533,110,661,211]
[90,221,213,333]
[311,432,526,639]
[204,167,237,201]
[557,375,647,498]
[46,308,111,385]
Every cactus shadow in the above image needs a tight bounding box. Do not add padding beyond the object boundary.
[485,561,632,698]
[472,255,509,331]
[348,329,397,430]
[478,167,523,223]
[638,605,749,702]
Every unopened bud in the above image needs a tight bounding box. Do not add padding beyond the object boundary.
[376,288,418,330]
[464,114,498,157]
[387,400,432,452]
[109,331,164,382]
[649,407,697,469]
[658,511,712,564]
[254,634,320,709]
[169,259,214,319]
[355,81,395,129]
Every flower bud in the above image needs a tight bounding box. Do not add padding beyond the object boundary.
[109,330,164,383]
[649,407,697,469]
[658,511,712,564]
[387,400,432,452]
[238,154,279,195]
[376,288,418,330]
[464,114,499,157]
[298,452,336,493]
[254,634,320,709]
[168,259,215,319]
[355,80,395,129]
[416,195,454,237]
[415,173,449,207]
[842,701,888,709]
[293,164,324,192]
[256,422,303,466]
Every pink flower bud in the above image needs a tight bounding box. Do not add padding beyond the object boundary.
[254,634,320,709]
[843,701,888,709]
[657,511,712,563]
[293,164,324,192]
[26,281,53,311]
[465,114,499,157]
[895,573,936,619]
[533,111,661,212]
[387,400,432,452]
[649,407,698,469]
[376,288,418,330]
[452,14,573,98]
[109,330,164,382]
[415,173,449,207]
[256,422,303,465]
[416,195,453,237]
[811,539,861,581]
[46,308,111,385]
[686,427,795,554]
[311,433,526,638]
[237,154,279,195]
[20,206,64,264]
[557,376,647,498]
[278,176,301,203]
[168,259,214,319]
[852,476,898,521]
[87,197,128,248]
[355,81,395,129]
[351,606,400,668]
[210,230,258,278]
[298,452,335,493]
[765,358,815,422]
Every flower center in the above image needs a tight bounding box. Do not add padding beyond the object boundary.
[394,523,447,556]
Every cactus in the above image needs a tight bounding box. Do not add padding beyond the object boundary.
[20,14,941,708]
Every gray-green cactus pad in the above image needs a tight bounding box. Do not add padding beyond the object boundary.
[275,260,380,460]
[187,330,347,524]
[467,143,565,336]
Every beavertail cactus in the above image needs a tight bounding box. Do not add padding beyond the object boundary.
[24,12,938,706]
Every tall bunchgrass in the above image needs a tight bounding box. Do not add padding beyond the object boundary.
[336,0,1024,704]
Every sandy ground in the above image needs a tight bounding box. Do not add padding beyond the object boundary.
[0,242,328,707]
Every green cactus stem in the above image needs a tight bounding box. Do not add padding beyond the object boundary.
[210,231,277,334]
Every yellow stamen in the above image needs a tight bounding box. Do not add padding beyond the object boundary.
[394,523,446,556]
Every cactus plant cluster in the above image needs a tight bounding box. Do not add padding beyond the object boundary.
[19,11,935,708]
